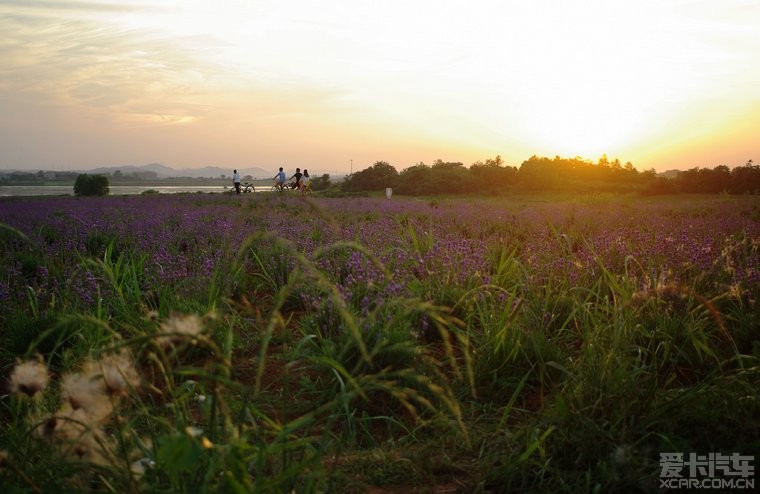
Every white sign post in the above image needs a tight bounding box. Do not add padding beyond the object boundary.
[385,187,392,200]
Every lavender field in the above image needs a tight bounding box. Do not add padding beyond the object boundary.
[1,192,758,492]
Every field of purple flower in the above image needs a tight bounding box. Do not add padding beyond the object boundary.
[1,192,758,492]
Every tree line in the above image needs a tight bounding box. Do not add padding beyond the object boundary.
[340,156,760,195]
[5,157,757,196]
[0,170,82,184]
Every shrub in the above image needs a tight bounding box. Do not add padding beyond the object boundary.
[73,174,110,196]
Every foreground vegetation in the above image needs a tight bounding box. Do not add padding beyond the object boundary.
[1,192,758,493]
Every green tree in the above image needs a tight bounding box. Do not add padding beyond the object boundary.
[310,173,332,191]
[341,161,398,192]
[73,174,110,196]
[729,160,760,193]
[430,160,475,193]
[518,156,562,190]
[469,155,518,194]
[712,165,731,192]
[395,163,432,195]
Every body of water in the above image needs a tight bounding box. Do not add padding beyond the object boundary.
[0,185,272,197]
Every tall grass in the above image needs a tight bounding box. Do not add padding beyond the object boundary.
[1,193,758,492]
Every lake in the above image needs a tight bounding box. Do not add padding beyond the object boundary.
[0,185,272,197]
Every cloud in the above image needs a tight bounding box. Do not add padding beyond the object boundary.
[1,2,209,109]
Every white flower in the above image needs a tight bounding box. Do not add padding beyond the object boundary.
[60,373,113,424]
[84,350,140,396]
[9,359,49,398]
[130,459,146,478]
[130,456,155,479]
[157,314,204,346]
[185,426,203,438]
[39,405,112,464]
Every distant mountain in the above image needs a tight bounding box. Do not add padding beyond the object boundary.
[88,163,271,179]
[139,163,177,176]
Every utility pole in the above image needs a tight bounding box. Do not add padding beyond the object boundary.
[350,159,353,176]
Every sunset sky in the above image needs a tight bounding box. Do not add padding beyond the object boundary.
[1,0,758,175]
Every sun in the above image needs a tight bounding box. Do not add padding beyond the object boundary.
[510,86,648,158]
[460,1,723,162]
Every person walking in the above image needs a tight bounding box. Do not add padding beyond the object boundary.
[232,169,241,194]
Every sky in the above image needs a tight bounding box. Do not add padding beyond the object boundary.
[1,0,759,175]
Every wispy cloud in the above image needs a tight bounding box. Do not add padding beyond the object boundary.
[1,3,219,126]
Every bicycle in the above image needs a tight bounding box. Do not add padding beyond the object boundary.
[241,183,255,193]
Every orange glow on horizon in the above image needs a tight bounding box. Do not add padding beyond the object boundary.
[0,0,757,173]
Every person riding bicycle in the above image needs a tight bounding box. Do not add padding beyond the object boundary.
[289,168,303,190]
[273,167,286,191]
[300,169,310,195]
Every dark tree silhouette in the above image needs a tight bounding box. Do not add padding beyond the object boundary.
[337,155,757,196]
[341,161,398,192]
[73,174,110,197]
